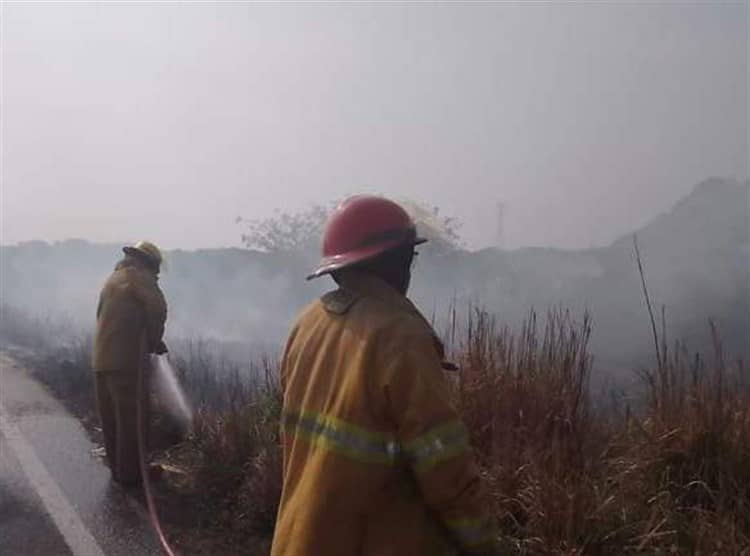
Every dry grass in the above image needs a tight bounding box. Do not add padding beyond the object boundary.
[174,306,747,555]
[454,307,749,555]
[158,341,283,548]
[453,308,603,553]
[3,302,747,554]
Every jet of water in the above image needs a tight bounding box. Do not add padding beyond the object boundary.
[150,354,193,428]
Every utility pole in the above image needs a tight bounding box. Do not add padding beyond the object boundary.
[495,202,505,249]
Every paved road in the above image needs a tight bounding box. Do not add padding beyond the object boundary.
[0,351,162,556]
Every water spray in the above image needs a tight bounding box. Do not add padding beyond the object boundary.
[152,356,193,430]
[136,350,183,556]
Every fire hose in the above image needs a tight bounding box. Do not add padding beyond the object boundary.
[137,353,178,556]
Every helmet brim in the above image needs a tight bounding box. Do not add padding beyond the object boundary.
[123,246,161,268]
[307,236,427,280]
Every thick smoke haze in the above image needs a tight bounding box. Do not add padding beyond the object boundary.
[1,4,748,386]
[1,177,748,383]
[2,3,748,250]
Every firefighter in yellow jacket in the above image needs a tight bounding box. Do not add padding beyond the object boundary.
[271,196,497,556]
[92,240,167,486]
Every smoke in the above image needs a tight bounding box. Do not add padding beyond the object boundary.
[0,178,747,382]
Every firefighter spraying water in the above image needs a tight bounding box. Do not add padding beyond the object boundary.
[92,240,168,487]
[92,240,179,555]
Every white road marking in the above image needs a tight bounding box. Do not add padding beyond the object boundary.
[0,400,107,556]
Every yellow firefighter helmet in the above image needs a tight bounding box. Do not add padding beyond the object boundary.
[123,240,163,269]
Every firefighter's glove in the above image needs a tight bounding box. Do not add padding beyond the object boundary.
[154,340,169,355]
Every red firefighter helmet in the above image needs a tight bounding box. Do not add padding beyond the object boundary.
[308,195,427,280]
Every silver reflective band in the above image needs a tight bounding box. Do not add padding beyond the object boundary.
[404,421,469,471]
[283,411,401,464]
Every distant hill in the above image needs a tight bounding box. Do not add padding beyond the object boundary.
[1,178,747,373]
[412,178,748,369]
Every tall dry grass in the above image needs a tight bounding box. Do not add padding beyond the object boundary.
[617,323,750,554]
[177,304,747,554]
[452,306,749,554]
[453,307,602,553]
[167,340,283,538]
[3,302,747,554]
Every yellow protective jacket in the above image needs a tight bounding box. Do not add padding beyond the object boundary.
[92,257,167,373]
[270,272,496,556]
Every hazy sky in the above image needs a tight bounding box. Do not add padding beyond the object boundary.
[1,2,748,250]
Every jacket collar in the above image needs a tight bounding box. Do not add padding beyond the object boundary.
[336,270,417,317]
[115,256,157,279]
[336,271,451,364]
[334,271,454,365]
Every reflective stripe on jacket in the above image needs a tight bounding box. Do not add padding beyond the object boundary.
[92,257,167,373]
[270,271,496,556]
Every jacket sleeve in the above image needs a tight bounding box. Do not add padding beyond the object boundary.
[379,326,497,555]
[132,277,167,353]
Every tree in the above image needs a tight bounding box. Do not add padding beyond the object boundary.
[239,198,462,253]
[237,205,330,253]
